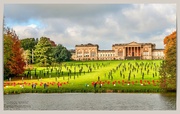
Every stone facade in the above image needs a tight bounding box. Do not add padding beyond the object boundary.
[73,42,164,60]
[98,50,115,60]
[152,49,164,59]
[75,43,99,60]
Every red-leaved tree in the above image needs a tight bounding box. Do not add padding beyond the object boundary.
[4,28,26,78]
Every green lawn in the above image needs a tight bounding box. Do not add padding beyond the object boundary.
[4,60,163,93]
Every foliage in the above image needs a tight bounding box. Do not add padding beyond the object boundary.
[159,31,176,91]
[48,38,56,47]
[3,33,13,65]
[20,38,38,50]
[4,28,26,79]
[52,44,72,63]
[34,37,54,66]
[20,38,38,64]
[22,49,31,66]
[4,33,13,79]
[19,37,71,66]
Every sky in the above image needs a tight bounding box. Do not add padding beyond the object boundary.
[4,4,176,50]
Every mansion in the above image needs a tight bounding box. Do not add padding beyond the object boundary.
[71,42,164,60]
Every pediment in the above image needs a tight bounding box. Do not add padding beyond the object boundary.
[128,41,141,46]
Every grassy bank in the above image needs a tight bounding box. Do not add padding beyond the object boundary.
[4,60,164,94]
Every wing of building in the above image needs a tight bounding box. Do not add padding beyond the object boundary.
[72,42,164,60]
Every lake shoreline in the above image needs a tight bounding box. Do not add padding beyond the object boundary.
[4,88,176,95]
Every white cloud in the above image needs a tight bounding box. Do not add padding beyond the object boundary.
[13,24,40,38]
[148,27,176,48]
[65,26,83,37]
[5,4,176,49]
[122,4,176,33]
[27,24,37,28]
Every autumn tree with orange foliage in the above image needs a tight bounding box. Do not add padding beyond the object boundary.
[159,31,176,92]
[4,28,26,79]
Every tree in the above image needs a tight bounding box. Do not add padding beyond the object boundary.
[20,38,38,64]
[4,32,13,65]
[59,48,72,61]
[20,38,38,50]
[4,28,26,79]
[34,37,53,66]
[52,44,72,63]
[159,31,176,91]
[48,38,56,47]
[4,30,13,79]
[22,49,31,67]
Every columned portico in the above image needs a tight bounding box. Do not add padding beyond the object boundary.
[124,46,141,60]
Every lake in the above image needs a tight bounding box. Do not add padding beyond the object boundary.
[4,93,176,110]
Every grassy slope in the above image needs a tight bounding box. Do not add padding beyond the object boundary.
[4,60,162,93]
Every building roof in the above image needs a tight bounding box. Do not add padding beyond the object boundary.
[112,41,156,47]
[153,49,164,51]
[75,43,99,47]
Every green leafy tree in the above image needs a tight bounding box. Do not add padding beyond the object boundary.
[59,48,72,61]
[20,38,38,64]
[159,31,176,91]
[52,44,72,63]
[4,30,13,79]
[20,38,38,50]
[34,37,53,66]
[4,32,13,65]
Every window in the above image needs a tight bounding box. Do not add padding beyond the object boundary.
[118,52,123,56]
[77,52,82,54]
[91,52,96,57]
[84,52,89,57]
[143,52,148,56]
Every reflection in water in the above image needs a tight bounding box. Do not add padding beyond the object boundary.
[159,93,176,110]
[4,93,176,110]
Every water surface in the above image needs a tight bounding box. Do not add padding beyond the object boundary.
[4,93,176,110]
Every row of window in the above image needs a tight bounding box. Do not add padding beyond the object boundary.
[143,52,149,56]
[77,52,164,57]
[77,53,115,57]
[77,54,96,57]
[98,53,115,57]
[152,52,164,56]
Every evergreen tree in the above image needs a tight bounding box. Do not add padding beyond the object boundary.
[34,37,53,66]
